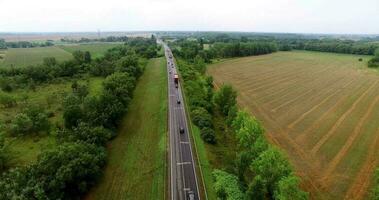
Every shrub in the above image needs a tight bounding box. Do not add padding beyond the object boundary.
[0,93,17,108]
[212,169,245,200]
[10,113,33,135]
[214,84,237,116]
[0,133,9,170]
[59,122,111,146]
[200,127,216,144]
[191,107,213,129]
[0,142,106,199]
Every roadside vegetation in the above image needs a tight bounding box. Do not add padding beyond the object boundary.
[87,57,167,199]
[171,38,307,199]
[0,36,159,199]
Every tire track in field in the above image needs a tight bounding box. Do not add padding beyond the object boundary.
[343,125,379,200]
[271,67,342,112]
[235,65,309,91]
[295,80,368,143]
[235,88,324,196]
[310,80,378,154]
[288,77,356,129]
[259,65,340,105]
[216,60,298,86]
[321,92,379,185]
[246,65,334,98]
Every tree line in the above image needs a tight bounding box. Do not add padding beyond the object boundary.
[170,39,307,199]
[60,35,129,44]
[0,37,157,92]
[171,40,277,64]
[0,39,54,49]
[165,32,379,56]
[0,37,158,199]
[368,49,379,68]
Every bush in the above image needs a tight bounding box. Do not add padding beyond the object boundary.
[10,113,33,135]
[214,84,237,116]
[59,122,111,146]
[0,93,17,108]
[200,127,216,144]
[0,142,106,199]
[10,106,50,136]
[212,169,245,200]
[191,107,213,129]
[63,94,84,129]
[24,105,50,133]
[0,133,9,170]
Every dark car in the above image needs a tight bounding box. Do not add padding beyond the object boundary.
[179,127,185,134]
[177,98,181,104]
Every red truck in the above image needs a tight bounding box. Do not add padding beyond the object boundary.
[174,74,179,88]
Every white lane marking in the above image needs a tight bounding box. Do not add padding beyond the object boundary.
[180,141,190,144]
[184,188,191,191]
[177,162,192,165]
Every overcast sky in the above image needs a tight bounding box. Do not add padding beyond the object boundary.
[0,0,378,34]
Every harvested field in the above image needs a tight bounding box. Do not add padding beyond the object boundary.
[208,51,378,199]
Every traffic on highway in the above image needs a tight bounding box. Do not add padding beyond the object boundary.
[163,43,200,200]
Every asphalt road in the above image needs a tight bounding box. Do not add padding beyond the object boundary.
[163,43,201,200]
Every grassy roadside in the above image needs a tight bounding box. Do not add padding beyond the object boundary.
[85,57,168,200]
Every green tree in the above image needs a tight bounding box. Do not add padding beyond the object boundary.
[250,147,292,198]
[59,122,111,146]
[0,142,106,199]
[200,127,216,144]
[213,169,245,200]
[214,84,237,116]
[24,105,50,133]
[191,107,213,129]
[63,94,84,129]
[274,175,308,200]
[103,72,136,105]
[72,50,91,64]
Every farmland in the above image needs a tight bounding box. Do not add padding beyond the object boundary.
[208,51,378,199]
[0,43,122,68]
[0,46,72,68]
[86,58,167,200]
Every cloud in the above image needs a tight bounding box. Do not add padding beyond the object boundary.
[0,0,378,34]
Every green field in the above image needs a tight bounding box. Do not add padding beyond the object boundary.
[0,43,122,68]
[58,43,122,58]
[208,50,378,200]
[0,46,72,68]
[1,77,104,168]
[86,57,168,200]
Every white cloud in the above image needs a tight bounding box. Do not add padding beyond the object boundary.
[0,0,378,34]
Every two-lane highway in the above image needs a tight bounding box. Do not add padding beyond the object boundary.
[163,42,201,200]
